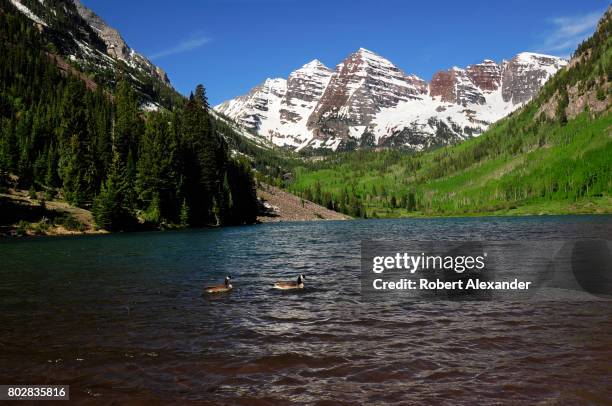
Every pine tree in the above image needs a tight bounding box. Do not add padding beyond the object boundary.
[180,198,190,227]
[0,128,11,188]
[93,172,119,231]
[114,80,143,164]
[180,84,220,225]
[44,144,58,187]
[92,153,136,231]
[144,193,161,224]
[194,84,210,111]
[136,112,179,222]
[113,80,142,212]
[57,81,97,206]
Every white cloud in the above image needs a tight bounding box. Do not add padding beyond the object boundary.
[149,33,211,60]
[537,11,602,56]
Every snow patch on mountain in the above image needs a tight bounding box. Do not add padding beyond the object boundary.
[215,48,567,151]
[9,0,47,26]
[216,59,335,149]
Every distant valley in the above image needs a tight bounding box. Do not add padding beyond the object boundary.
[2,0,610,230]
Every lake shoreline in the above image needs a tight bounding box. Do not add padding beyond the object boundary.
[1,183,352,238]
[2,184,610,238]
[2,211,611,239]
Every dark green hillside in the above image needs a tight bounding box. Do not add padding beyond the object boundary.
[0,0,259,232]
[287,8,611,218]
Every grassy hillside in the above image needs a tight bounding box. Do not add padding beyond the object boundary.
[286,8,611,218]
[289,111,610,217]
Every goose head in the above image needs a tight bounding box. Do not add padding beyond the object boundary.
[225,276,232,287]
[297,274,305,284]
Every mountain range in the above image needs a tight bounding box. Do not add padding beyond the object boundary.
[215,49,567,151]
[8,0,569,154]
[1,0,609,229]
[287,6,611,217]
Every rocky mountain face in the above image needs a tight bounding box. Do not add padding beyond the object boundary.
[215,60,335,148]
[306,48,427,145]
[280,60,333,141]
[536,5,611,122]
[216,49,566,151]
[69,0,169,86]
[430,60,501,105]
[8,0,172,107]
[215,78,287,138]
[501,53,566,105]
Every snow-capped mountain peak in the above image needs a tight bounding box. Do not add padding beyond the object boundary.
[303,48,428,146]
[216,49,567,151]
[301,59,328,70]
[216,60,335,148]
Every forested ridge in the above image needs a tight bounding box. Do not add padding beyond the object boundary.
[0,0,258,231]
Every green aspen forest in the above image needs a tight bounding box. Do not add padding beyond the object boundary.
[284,9,612,218]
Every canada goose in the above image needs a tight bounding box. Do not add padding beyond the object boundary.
[205,276,233,293]
[273,274,305,290]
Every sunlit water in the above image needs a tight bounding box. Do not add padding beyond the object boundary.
[1,216,611,404]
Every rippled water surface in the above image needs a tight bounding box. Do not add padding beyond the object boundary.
[1,216,611,404]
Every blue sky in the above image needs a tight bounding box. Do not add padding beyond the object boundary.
[82,0,609,105]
